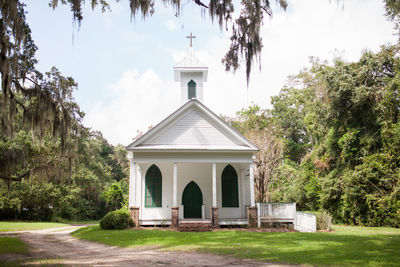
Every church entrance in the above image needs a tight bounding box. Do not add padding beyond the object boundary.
[182,181,203,218]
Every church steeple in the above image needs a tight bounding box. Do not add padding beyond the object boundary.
[174,33,208,105]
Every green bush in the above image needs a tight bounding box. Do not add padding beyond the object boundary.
[316,211,332,231]
[100,209,134,230]
[104,183,125,212]
[302,210,332,231]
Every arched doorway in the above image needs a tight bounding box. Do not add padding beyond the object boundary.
[182,181,203,218]
[221,165,239,207]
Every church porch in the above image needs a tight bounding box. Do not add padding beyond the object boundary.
[127,157,257,228]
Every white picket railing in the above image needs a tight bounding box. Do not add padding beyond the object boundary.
[257,202,296,227]
[256,202,316,232]
[294,212,317,232]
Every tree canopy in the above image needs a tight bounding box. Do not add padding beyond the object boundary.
[229,44,400,227]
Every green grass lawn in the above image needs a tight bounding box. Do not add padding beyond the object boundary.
[0,237,29,255]
[0,220,99,232]
[0,221,71,232]
[72,225,400,266]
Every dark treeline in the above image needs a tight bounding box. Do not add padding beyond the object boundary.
[227,45,400,227]
[0,125,129,221]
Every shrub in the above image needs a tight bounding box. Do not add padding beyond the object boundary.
[302,210,332,231]
[317,211,332,231]
[314,211,332,231]
[104,183,125,212]
[100,209,134,230]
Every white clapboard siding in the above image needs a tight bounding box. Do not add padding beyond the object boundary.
[147,109,242,146]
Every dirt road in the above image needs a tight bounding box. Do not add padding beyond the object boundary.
[1,226,295,266]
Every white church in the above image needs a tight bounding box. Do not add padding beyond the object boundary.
[126,34,259,229]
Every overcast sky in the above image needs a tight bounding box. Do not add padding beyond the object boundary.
[25,0,397,145]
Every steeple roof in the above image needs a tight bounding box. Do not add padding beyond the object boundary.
[174,47,207,69]
[174,47,208,82]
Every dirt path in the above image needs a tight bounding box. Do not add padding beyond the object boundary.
[1,226,295,266]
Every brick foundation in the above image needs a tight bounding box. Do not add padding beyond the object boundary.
[129,206,140,227]
[211,207,219,228]
[178,221,212,232]
[171,206,179,228]
[247,206,258,228]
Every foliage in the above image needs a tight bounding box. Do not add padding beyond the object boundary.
[0,128,129,221]
[99,209,134,230]
[104,182,126,212]
[74,130,129,219]
[226,105,283,202]
[248,128,284,202]
[0,179,81,221]
[228,45,400,227]
[1,1,84,186]
[73,225,400,266]
[303,210,332,231]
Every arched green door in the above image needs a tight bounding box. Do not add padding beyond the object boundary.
[182,181,203,218]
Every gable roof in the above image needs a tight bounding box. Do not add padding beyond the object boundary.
[127,99,259,152]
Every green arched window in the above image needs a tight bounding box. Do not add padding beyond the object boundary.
[145,165,162,207]
[188,80,196,99]
[221,165,239,207]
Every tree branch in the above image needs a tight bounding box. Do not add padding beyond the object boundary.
[261,6,272,16]
[0,160,54,184]
[194,0,208,8]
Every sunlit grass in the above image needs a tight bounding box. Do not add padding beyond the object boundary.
[0,220,99,232]
[0,222,70,232]
[72,225,400,266]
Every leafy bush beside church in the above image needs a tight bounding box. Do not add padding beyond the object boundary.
[100,209,134,230]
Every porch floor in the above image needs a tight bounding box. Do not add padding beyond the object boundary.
[139,218,248,226]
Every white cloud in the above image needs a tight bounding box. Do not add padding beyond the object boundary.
[165,19,178,31]
[248,0,396,108]
[84,69,179,145]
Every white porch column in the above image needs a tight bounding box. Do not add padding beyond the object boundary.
[212,163,217,207]
[249,162,255,207]
[173,163,178,206]
[135,165,142,207]
[128,152,137,207]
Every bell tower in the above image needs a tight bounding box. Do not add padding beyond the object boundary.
[174,33,208,104]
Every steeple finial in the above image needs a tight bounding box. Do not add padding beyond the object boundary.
[186,32,196,47]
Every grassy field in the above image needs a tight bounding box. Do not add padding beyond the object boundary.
[0,220,99,232]
[0,222,70,232]
[72,225,400,266]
